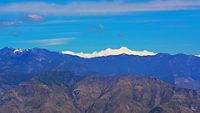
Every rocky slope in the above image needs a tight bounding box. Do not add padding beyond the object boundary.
[0,71,199,113]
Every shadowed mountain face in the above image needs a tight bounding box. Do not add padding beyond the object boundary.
[0,71,200,113]
[0,48,200,89]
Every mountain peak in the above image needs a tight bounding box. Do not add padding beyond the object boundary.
[0,47,54,57]
[62,47,157,58]
[13,48,28,53]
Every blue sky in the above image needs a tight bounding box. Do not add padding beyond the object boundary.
[0,0,200,54]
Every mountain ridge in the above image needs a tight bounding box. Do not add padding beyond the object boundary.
[1,47,199,58]
[0,47,200,89]
[0,47,200,113]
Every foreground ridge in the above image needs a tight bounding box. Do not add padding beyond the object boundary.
[0,73,200,113]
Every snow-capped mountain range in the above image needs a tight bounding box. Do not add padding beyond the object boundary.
[5,47,200,58]
[62,47,157,58]
[1,47,200,89]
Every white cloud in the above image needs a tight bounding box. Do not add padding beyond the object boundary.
[41,20,80,24]
[26,14,43,22]
[0,14,43,27]
[62,46,157,58]
[0,0,200,15]
[22,38,74,46]
[1,20,22,26]
[196,55,200,57]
